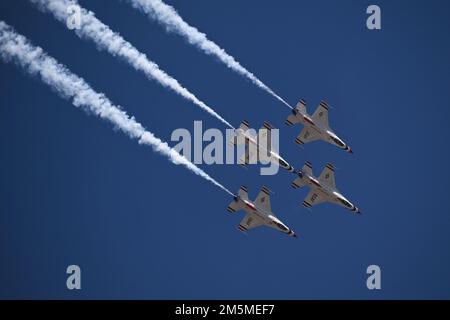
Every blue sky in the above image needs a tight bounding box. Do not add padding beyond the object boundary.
[1,0,450,299]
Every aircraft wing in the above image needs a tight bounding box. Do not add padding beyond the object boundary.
[238,141,258,166]
[302,189,328,208]
[318,163,336,189]
[312,101,329,128]
[254,186,272,212]
[295,127,321,145]
[238,122,274,165]
[258,121,273,154]
[238,213,265,232]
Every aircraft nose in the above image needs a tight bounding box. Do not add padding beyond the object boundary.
[288,229,298,238]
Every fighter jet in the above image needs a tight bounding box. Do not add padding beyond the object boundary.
[229,120,295,173]
[285,100,353,153]
[292,161,360,214]
[227,185,298,237]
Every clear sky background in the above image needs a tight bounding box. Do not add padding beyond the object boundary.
[1,0,450,299]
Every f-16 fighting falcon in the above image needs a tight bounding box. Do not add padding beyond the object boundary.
[292,161,361,214]
[229,120,295,173]
[285,100,353,153]
[227,186,298,237]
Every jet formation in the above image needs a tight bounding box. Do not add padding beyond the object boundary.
[227,100,360,238]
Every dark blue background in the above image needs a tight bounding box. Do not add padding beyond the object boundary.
[1,0,450,299]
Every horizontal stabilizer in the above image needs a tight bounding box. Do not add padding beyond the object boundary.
[239,120,250,131]
[285,99,306,126]
[296,99,307,114]
[227,199,242,213]
[291,177,307,189]
[229,120,251,146]
[301,161,313,176]
[262,121,273,131]
[238,185,249,200]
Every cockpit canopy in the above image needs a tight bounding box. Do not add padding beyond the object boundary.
[338,198,352,208]
[331,136,345,148]
[279,158,289,168]
[274,221,288,232]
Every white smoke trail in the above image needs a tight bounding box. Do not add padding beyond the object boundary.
[29,0,234,128]
[127,0,292,109]
[0,21,234,197]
